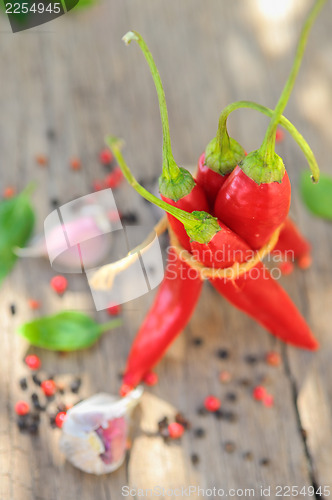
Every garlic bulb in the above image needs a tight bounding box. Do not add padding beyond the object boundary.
[60,388,143,475]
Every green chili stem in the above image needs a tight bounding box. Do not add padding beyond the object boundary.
[260,0,327,166]
[122,31,179,181]
[106,137,200,230]
[99,318,122,333]
[216,100,320,181]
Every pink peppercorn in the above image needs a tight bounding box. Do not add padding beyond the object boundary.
[25,354,41,370]
[204,395,221,412]
[15,401,30,416]
[50,275,68,295]
[168,422,185,439]
[252,386,266,401]
[143,372,159,386]
[99,149,113,165]
[55,412,67,428]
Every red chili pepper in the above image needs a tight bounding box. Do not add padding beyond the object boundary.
[189,218,318,350]
[214,165,291,249]
[112,147,318,352]
[121,248,202,390]
[273,218,311,264]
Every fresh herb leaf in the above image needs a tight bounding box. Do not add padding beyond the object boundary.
[0,186,35,286]
[300,171,332,220]
[18,311,122,351]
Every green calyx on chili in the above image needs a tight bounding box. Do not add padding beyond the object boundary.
[204,108,245,176]
[210,100,320,182]
[238,0,326,185]
[106,136,220,244]
[123,30,195,202]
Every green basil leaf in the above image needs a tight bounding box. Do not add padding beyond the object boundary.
[300,171,332,220]
[0,186,35,286]
[18,311,122,351]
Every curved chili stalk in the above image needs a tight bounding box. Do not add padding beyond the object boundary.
[213,100,320,182]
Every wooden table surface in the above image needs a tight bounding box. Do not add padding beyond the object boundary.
[1,1,332,498]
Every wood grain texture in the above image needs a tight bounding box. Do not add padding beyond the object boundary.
[0,0,331,498]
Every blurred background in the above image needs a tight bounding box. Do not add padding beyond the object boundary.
[0,0,331,498]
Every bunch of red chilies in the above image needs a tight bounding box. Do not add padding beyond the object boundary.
[109,0,326,395]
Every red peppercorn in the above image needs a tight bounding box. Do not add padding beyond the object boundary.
[279,260,294,275]
[263,394,274,407]
[93,180,103,192]
[104,167,124,189]
[99,149,113,165]
[41,380,57,397]
[35,154,48,166]
[168,422,185,439]
[50,275,68,295]
[28,299,41,310]
[107,303,121,316]
[55,411,67,428]
[15,401,30,416]
[298,254,312,270]
[275,127,285,143]
[252,386,266,401]
[266,351,281,367]
[25,354,42,370]
[204,395,221,412]
[143,372,159,386]
[70,158,81,171]
[219,370,232,384]
[3,186,15,199]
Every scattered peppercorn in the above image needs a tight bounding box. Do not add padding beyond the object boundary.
[245,354,259,365]
[41,380,57,397]
[104,167,123,189]
[55,412,67,429]
[168,422,185,439]
[193,427,205,438]
[28,299,41,310]
[252,386,267,401]
[223,411,238,423]
[99,149,113,165]
[158,416,169,432]
[50,198,60,208]
[106,303,121,316]
[262,394,274,407]
[143,372,159,386]
[238,378,251,387]
[265,351,281,367]
[50,275,68,295]
[224,441,236,453]
[15,401,30,416]
[32,374,42,387]
[298,254,312,270]
[260,458,270,466]
[10,304,16,315]
[70,378,82,394]
[197,406,207,417]
[3,186,15,199]
[214,409,225,420]
[70,158,82,171]
[243,451,254,461]
[191,453,200,466]
[192,337,203,347]
[226,392,237,403]
[219,370,232,384]
[216,348,229,360]
[121,212,139,224]
[279,260,294,275]
[204,396,221,412]
[35,154,48,166]
[25,354,41,371]
[175,412,191,430]
[19,377,28,391]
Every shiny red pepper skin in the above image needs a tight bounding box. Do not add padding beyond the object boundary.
[190,221,318,350]
[161,182,209,252]
[214,165,291,249]
[273,217,311,261]
[122,248,203,389]
[195,153,229,209]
